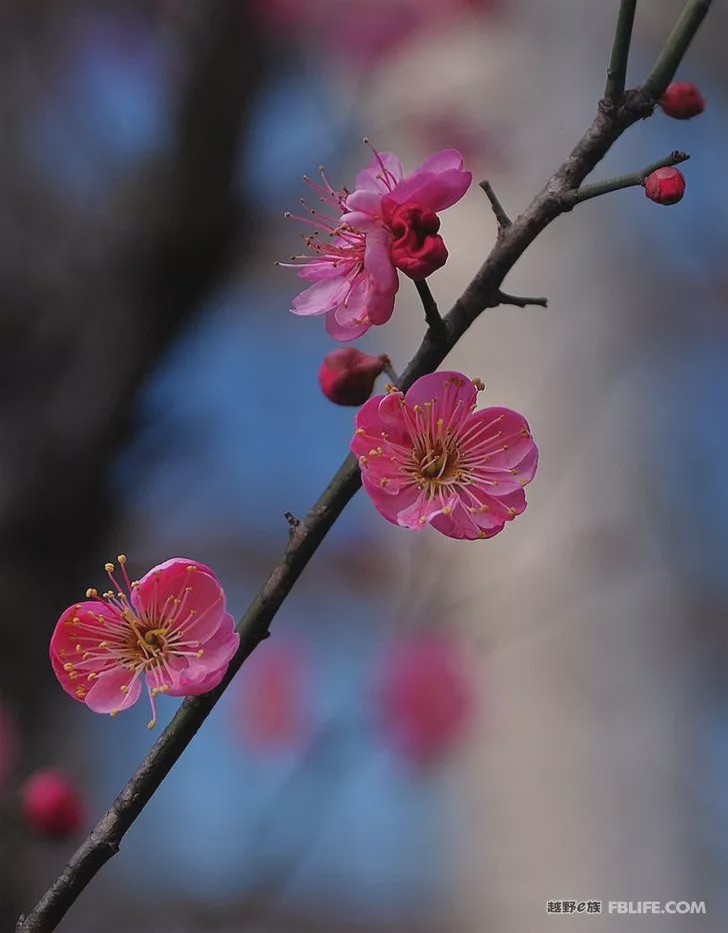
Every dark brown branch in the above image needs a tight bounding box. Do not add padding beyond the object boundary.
[494,292,548,309]
[17,3,713,930]
[414,279,447,338]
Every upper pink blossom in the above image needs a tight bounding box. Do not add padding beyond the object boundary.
[50,556,239,728]
[283,146,471,341]
[351,370,538,539]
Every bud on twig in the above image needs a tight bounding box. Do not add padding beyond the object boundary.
[659,81,705,119]
[318,348,390,406]
[644,167,686,205]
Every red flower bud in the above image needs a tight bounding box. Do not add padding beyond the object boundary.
[318,348,389,406]
[382,199,449,280]
[644,167,686,206]
[659,82,705,120]
[20,769,84,838]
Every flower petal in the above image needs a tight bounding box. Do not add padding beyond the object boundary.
[405,371,478,430]
[354,152,404,193]
[292,276,350,317]
[388,150,472,212]
[325,310,371,341]
[132,559,226,645]
[85,667,143,714]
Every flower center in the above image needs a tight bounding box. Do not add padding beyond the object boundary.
[415,439,461,485]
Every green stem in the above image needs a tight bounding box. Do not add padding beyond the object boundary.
[642,0,712,100]
[605,0,638,100]
[570,150,689,205]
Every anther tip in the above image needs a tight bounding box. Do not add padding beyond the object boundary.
[104,562,114,572]
[147,719,156,730]
[118,554,127,564]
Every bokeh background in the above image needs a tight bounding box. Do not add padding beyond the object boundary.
[0,1,726,930]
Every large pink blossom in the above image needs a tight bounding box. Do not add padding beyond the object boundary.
[50,556,239,727]
[284,146,471,341]
[351,370,538,539]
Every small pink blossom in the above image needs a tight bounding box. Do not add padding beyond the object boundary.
[375,630,472,766]
[50,556,239,728]
[20,769,85,838]
[343,146,472,280]
[283,145,471,340]
[351,370,538,539]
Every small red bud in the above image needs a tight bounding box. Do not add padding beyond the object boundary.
[319,348,389,406]
[20,769,84,838]
[658,82,706,120]
[644,167,686,206]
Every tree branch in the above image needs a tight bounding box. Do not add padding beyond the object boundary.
[479,180,512,230]
[569,149,689,206]
[16,3,714,930]
[414,279,447,338]
[642,0,713,101]
[494,292,548,309]
[605,0,638,100]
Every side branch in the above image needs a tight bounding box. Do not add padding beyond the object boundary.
[479,180,512,230]
[605,0,638,100]
[414,279,447,338]
[642,0,712,100]
[569,150,689,206]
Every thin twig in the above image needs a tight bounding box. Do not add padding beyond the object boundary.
[642,0,712,100]
[17,2,714,930]
[479,180,511,229]
[495,292,548,309]
[605,0,638,100]
[414,279,447,338]
[569,150,689,206]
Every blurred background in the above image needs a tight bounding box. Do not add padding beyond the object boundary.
[0,0,726,930]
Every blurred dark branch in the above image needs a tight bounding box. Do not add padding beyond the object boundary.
[17,1,713,929]
[0,0,267,927]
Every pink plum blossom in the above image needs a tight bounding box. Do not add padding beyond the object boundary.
[351,370,538,539]
[20,769,85,838]
[375,630,472,766]
[50,556,239,728]
[283,145,471,340]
